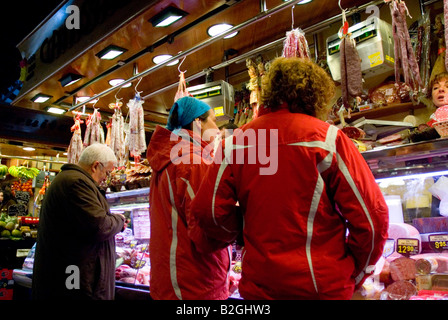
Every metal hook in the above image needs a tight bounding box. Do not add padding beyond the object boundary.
[291,4,295,30]
[178,55,187,74]
[114,85,123,102]
[135,77,143,94]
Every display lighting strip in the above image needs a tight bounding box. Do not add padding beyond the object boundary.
[375,170,448,184]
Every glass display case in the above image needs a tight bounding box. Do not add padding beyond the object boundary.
[105,187,151,300]
[360,139,448,299]
[363,138,448,224]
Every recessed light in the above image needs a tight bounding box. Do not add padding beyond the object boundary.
[58,73,83,87]
[23,147,35,152]
[45,107,66,115]
[152,54,179,66]
[31,93,52,103]
[207,24,238,39]
[149,6,188,27]
[96,45,127,60]
[76,96,98,104]
[109,79,132,88]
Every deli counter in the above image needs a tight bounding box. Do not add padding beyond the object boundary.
[10,139,448,300]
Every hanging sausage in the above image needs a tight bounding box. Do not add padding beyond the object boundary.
[67,112,84,164]
[389,0,423,92]
[127,93,146,165]
[108,99,126,167]
[339,11,363,115]
[83,108,105,147]
[282,28,311,59]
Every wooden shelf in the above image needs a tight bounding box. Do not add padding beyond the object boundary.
[334,102,426,125]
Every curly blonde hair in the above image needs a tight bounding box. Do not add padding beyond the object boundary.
[261,57,335,120]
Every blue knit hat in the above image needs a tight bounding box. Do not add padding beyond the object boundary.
[166,96,211,132]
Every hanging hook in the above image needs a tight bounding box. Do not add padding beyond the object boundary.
[135,77,143,94]
[115,84,124,102]
[291,4,295,30]
[178,54,187,74]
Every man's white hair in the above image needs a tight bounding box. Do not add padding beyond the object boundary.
[78,143,117,166]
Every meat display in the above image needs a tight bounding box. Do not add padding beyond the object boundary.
[359,220,448,299]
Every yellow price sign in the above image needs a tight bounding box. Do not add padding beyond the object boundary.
[396,238,419,256]
[429,234,448,252]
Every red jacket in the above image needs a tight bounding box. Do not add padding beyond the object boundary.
[147,126,231,300]
[190,109,389,300]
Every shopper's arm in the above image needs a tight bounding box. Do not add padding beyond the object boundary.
[66,179,124,242]
[190,160,241,252]
[326,131,389,288]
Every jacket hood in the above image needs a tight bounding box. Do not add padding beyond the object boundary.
[147,125,212,172]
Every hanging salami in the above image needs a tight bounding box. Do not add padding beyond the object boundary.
[109,100,126,167]
[67,112,84,164]
[83,108,105,147]
[174,71,191,102]
[282,28,310,59]
[389,0,423,91]
[127,93,146,164]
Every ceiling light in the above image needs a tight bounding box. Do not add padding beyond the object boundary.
[23,147,35,152]
[149,6,188,27]
[58,73,83,87]
[207,24,238,39]
[76,96,98,104]
[30,93,52,103]
[45,106,67,115]
[152,54,179,66]
[109,79,132,88]
[96,45,127,60]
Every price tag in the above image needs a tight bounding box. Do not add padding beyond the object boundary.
[382,238,395,258]
[396,238,419,256]
[428,233,448,252]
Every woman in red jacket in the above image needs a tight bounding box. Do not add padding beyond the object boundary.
[190,57,389,300]
[146,96,230,300]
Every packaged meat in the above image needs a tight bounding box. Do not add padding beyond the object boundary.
[413,217,448,234]
[368,82,401,106]
[389,256,416,281]
[383,280,418,300]
[410,253,448,273]
[341,126,365,139]
[415,258,438,275]
[434,105,448,122]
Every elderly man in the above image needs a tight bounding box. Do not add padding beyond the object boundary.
[32,143,126,300]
